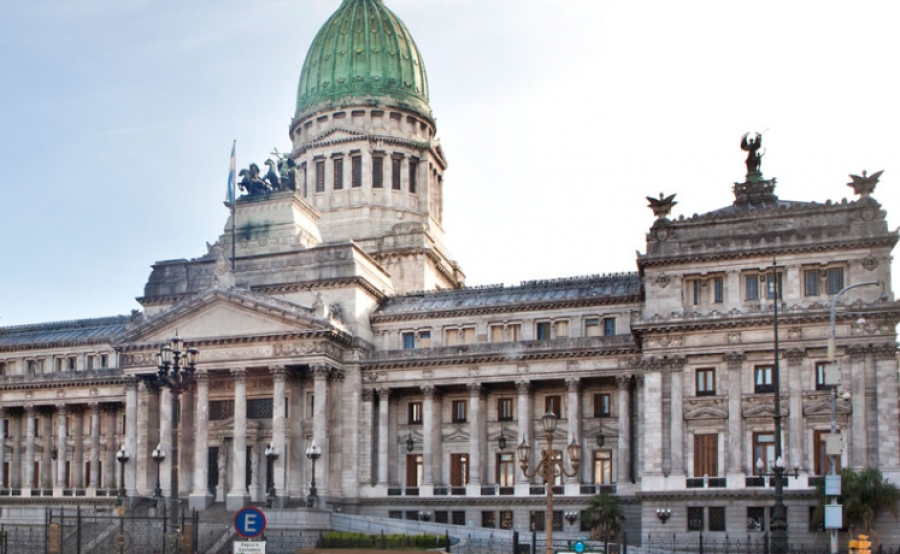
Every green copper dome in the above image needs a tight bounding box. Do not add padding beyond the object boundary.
[296,0,431,119]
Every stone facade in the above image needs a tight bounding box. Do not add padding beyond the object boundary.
[1,0,899,547]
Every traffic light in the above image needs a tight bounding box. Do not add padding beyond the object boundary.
[857,534,872,554]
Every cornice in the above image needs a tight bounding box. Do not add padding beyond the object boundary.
[251,276,387,302]
[0,369,126,391]
[0,337,116,354]
[117,329,353,353]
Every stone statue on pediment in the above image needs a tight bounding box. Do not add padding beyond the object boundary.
[741,132,764,181]
[847,170,883,199]
[209,242,235,289]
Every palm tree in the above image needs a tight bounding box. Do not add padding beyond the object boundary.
[582,492,623,541]
[813,468,900,543]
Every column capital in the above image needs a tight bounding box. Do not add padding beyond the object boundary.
[195,370,210,385]
[55,403,67,415]
[330,369,346,382]
[467,382,482,395]
[270,366,288,380]
[124,376,140,391]
[421,385,436,399]
[362,389,375,402]
[847,345,869,361]
[88,402,100,415]
[723,352,747,369]
[874,343,898,360]
[616,375,632,389]
[784,349,806,366]
[231,368,248,382]
[377,387,391,400]
[515,380,531,395]
[312,364,331,380]
[24,404,35,416]
[565,377,580,392]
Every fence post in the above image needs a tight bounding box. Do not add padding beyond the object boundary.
[445,531,451,554]
[76,506,81,554]
[532,531,537,554]
[764,532,770,554]
[513,531,519,554]
[699,532,704,554]
[622,532,628,554]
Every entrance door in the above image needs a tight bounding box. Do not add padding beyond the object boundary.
[207,447,219,496]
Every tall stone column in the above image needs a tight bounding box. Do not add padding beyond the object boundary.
[377,388,391,486]
[616,376,631,486]
[159,388,173,497]
[312,365,330,494]
[73,407,84,488]
[179,384,194,497]
[849,346,868,469]
[725,353,746,484]
[468,383,483,486]
[105,407,117,489]
[565,377,581,483]
[11,411,21,489]
[190,371,212,510]
[56,404,67,491]
[125,379,138,495]
[421,386,435,486]
[642,364,664,484]
[89,403,100,490]
[786,350,805,472]
[41,411,53,489]
[359,389,375,485]
[135,381,153,497]
[516,381,533,483]
[271,366,287,501]
[875,345,900,471]
[0,406,5,489]
[669,368,685,477]
[227,368,249,510]
[24,405,35,491]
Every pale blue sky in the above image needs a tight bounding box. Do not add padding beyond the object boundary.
[2,0,899,326]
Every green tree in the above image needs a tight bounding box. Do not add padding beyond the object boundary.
[581,493,623,540]
[813,468,900,542]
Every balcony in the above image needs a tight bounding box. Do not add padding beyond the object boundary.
[580,484,617,495]
[686,477,727,489]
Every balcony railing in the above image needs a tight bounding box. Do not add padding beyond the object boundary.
[686,477,727,489]
[580,484,617,495]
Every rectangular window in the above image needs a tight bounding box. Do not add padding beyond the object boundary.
[315,160,325,192]
[497,453,515,486]
[450,453,469,486]
[696,368,716,396]
[452,511,466,526]
[452,400,467,423]
[307,393,315,418]
[688,507,704,531]
[747,507,766,532]
[0,362,5,376]
[693,434,718,477]
[827,268,844,295]
[445,329,459,346]
[409,159,418,193]
[713,277,724,303]
[434,512,448,524]
[373,156,384,188]
[754,365,774,393]
[508,324,521,341]
[815,361,832,391]
[490,325,504,343]
[585,318,600,337]
[482,511,496,528]
[87,356,94,371]
[498,398,513,421]
[691,280,701,305]
[554,320,569,338]
[536,321,551,340]
[392,157,402,190]
[544,395,561,418]
[814,429,841,476]
[530,511,545,532]
[98,353,108,369]
[603,317,617,336]
[351,156,362,187]
[418,331,431,348]
[745,275,759,301]
[708,507,726,532]
[805,270,819,296]
[593,450,612,484]
[462,328,475,344]
[499,511,513,530]
[766,273,783,300]
[406,454,423,487]
[209,400,235,420]
[402,332,415,349]
[753,433,776,474]
[408,401,423,424]
[333,158,343,189]
[68,357,76,371]
[247,398,274,419]
[594,393,611,417]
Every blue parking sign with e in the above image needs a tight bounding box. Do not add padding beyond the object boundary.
[234,507,267,538]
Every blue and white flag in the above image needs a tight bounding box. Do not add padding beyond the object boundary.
[226,140,236,207]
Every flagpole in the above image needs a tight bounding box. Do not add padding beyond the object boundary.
[231,140,237,272]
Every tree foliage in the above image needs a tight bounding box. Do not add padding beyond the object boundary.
[813,468,900,541]
[581,493,623,540]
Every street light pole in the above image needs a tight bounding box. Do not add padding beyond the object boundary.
[306,442,322,508]
[265,442,279,508]
[769,259,788,554]
[826,281,883,554]
[152,443,165,510]
[116,446,129,507]
[155,336,199,554]
[517,411,582,554]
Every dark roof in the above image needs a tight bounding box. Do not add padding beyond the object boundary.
[0,316,129,348]
[376,273,641,315]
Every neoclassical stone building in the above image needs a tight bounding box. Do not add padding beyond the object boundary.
[1,0,898,543]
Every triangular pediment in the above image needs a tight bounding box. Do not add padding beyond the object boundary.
[119,288,335,345]
[309,127,365,144]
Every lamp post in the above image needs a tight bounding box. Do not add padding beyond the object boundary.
[155,336,199,552]
[265,442,279,508]
[116,445,129,507]
[517,411,581,554]
[655,509,671,525]
[825,281,884,554]
[769,259,788,554]
[151,443,165,509]
[306,442,322,508]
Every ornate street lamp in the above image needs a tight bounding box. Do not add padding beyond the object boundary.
[116,445,129,507]
[155,336,198,552]
[151,443,165,509]
[419,511,432,522]
[564,512,579,526]
[305,442,322,508]
[265,442,279,508]
[656,508,671,524]
[769,259,788,554]
[517,411,581,554]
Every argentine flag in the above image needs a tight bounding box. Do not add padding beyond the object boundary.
[226,141,236,207]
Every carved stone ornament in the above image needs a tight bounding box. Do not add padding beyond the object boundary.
[803,393,851,416]
[377,388,391,400]
[742,397,788,419]
[566,360,579,371]
[361,389,374,402]
[422,369,433,379]
[727,332,741,344]
[312,365,332,379]
[684,398,728,420]
[468,382,482,395]
[784,349,806,366]
[616,375,632,389]
[647,193,678,221]
[421,386,435,399]
[640,356,686,372]
[516,363,529,374]
[516,381,531,395]
[469,366,481,377]
[655,274,672,288]
[787,327,803,340]
[566,377,580,392]
[847,170,883,199]
[874,343,898,360]
[723,352,746,370]
[231,368,248,383]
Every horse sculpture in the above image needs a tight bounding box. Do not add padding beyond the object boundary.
[238,163,270,195]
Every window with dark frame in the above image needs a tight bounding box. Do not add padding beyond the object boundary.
[747,507,765,532]
[814,429,841,476]
[333,158,343,189]
[409,159,418,193]
[497,453,515,486]
[593,450,612,484]
[450,453,469,486]
[713,277,724,303]
[754,365,774,393]
[351,156,362,187]
[452,511,466,526]
[391,157,402,190]
[315,160,325,192]
[815,361,832,391]
[696,368,716,396]
[402,332,415,349]
[406,454,423,487]
[536,321,551,340]
[693,434,718,477]
[585,318,600,337]
[247,398,274,419]
[530,511,545,532]
[603,317,616,336]
[753,433,775,474]
[745,275,759,301]
[408,401,423,424]
[766,273,783,300]
[498,398,513,421]
[499,511,513,530]
[452,400,467,423]
[687,507,704,531]
[691,280,701,305]
[805,270,819,296]
[373,156,384,188]
[827,268,844,295]
[544,395,561,418]
[482,511,496,528]
[594,393,611,417]
[708,507,726,532]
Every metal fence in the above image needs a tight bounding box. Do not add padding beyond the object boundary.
[638,533,900,554]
